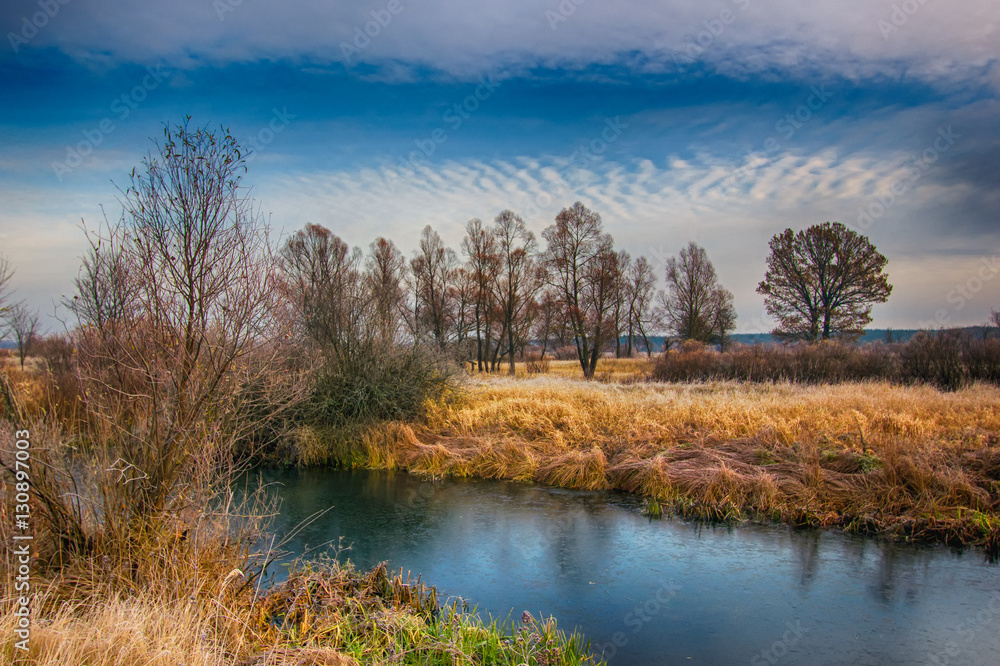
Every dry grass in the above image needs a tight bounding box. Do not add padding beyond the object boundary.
[310,376,1000,552]
[474,358,655,382]
[0,554,595,666]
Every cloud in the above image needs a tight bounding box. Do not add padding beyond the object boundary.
[3,0,997,90]
[249,144,999,329]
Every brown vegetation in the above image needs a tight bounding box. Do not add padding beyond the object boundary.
[652,334,1000,391]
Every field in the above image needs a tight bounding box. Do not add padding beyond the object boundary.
[296,362,1000,553]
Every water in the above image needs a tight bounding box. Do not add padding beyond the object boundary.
[249,468,1000,665]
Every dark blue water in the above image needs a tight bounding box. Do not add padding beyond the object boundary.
[249,468,1000,666]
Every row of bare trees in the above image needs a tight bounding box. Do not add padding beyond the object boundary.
[276,202,738,379]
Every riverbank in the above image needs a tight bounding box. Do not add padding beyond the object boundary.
[292,375,1000,554]
[1,365,599,665]
[1,509,597,666]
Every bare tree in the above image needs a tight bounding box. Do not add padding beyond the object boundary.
[410,225,459,350]
[279,223,366,356]
[491,210,544,375]
[710,286,737,351]
[0,255,14,331]
[461,218,500,371]
[658,242,736,346]
[6,303,41,370]
[532,288,564,359]
[624,256,657,356]
[542,202,618,378]
[757,222,891,342]
[990,309,1000,338]
[365,237,408,346]
[611,250,630,357]
[68,119,286,531]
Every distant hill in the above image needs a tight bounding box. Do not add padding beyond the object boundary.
[730,329,924,345]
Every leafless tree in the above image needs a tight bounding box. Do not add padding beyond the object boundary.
[532,288,564,359]
[279,223,367,356]
[461,218,500,371]
[757,222,891,342]
[611,250,631,357]
[542,202,618,378]
[658,241,736,346]
[410,225,459,350]
[624,256,657,356]
[491,210,544,375]
[68,119,289,532]
[0,255,14,331]
[365,237,408,346]
[6,303,41,369]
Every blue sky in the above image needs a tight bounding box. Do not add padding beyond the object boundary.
[1,0,998,331]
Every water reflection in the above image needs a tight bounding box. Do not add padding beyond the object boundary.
[248,469,999,666]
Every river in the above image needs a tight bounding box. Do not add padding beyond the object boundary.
[250,468,999,665]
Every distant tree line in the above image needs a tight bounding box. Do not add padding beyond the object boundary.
[277,202,745,379]
[275,208,903,379]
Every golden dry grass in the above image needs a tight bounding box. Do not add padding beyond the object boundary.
[319,376,1000,551]
[478,357,655,382]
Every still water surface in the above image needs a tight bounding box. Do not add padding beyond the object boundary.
[253,468,999,665]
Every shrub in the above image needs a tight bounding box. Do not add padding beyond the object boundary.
[304,344,457,427]
[649,334,998,390]
[525,351,551,374]
[900,330,970,391]
[650,340,723,382]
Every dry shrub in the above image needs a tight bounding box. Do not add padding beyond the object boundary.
[525,352,551,375]
[651,335,997,391]
[650,340,720,382]
[553,345,579,361]
[900,330,969,390]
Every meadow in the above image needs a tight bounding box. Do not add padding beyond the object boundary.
[4,351,1000,665]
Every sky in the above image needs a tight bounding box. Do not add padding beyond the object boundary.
[1,0,998,333]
